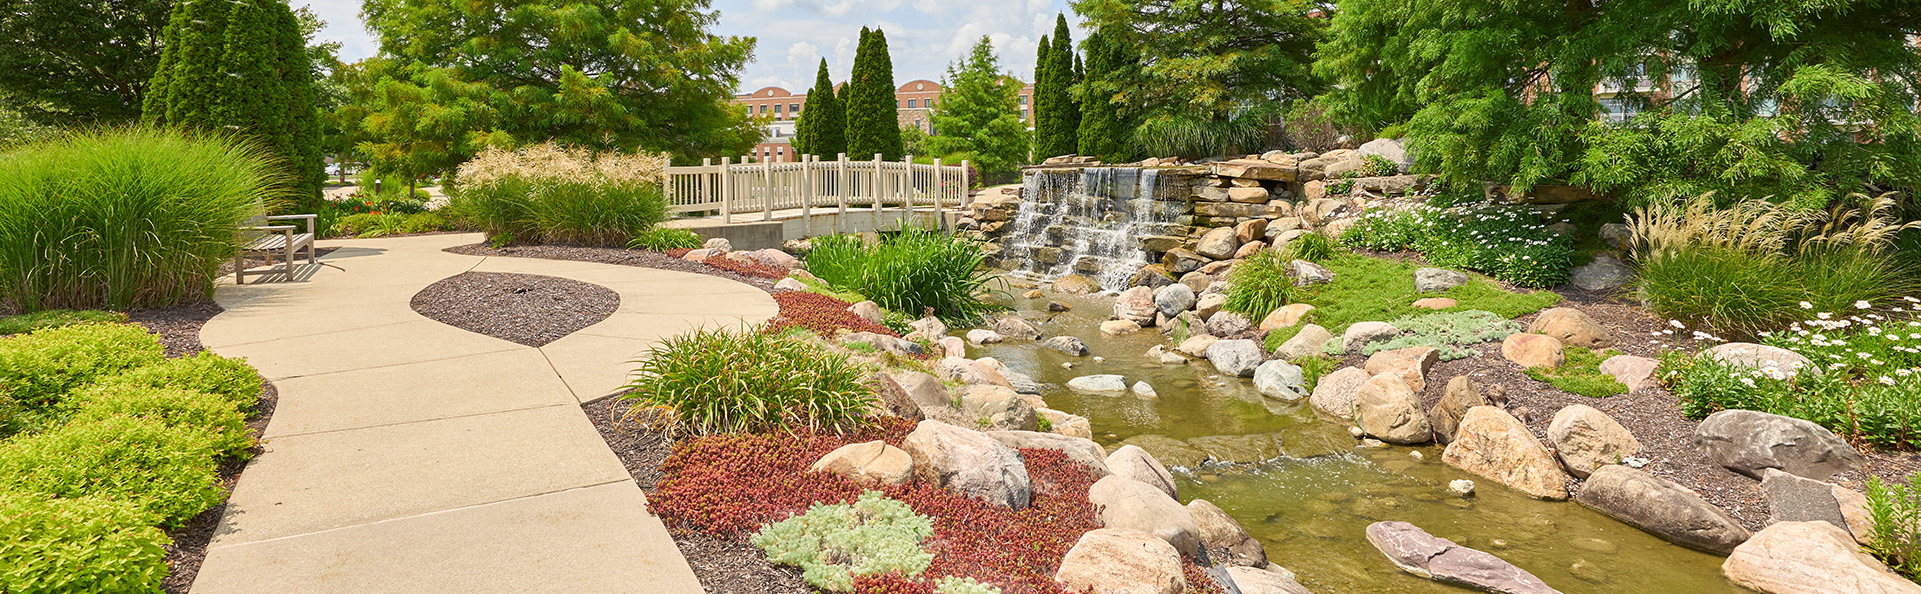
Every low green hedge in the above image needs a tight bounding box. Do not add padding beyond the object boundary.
[0,323,164,434]
[0,491,169,594]
[97,351,262,410]
[66,385,252,456]
[0,415,224,526]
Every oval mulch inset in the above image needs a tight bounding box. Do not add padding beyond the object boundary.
[411,271,619,347]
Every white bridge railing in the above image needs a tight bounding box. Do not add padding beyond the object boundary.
[665,153,971,224]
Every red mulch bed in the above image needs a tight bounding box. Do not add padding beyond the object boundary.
[768,291,899,338]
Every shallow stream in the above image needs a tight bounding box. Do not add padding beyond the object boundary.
[974,291,1752,594]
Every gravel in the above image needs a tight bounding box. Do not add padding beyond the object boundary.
[410,272,620,347]
[445,243,779,293]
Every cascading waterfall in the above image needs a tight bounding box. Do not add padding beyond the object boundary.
[1003,167,1185,291]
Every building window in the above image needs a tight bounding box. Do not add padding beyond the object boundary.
[790,103,799,113]
[774,103,783,114]
[926,99,934,108]
[759,104,767,114]
[907,99,916,108]
[1018,95,1027,105]
[1599,97,1638,123]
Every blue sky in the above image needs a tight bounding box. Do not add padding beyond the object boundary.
[305,0,1081,94]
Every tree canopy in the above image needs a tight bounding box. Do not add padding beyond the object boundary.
[794,59,846,158]
[0,0,171,124]
[1316,0,1921,204]
[1032,15,1081,159]
[1077,26,1140,162]
[924,37,1030,175]
[845,28,905,160]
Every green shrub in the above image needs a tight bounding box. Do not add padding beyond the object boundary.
[66,385,252,456]
[1525,346,1628,397]
[803,227,998,323]
[0,310,126,335]
[1360,154,1399,177]
[1867,474,1921,580]
[451,143,671,247]
[0,491,169,594]
[1275,232,1338,263]
[1369,310,1521,359]
[751,491,935,592]
[627,227,704,251]
[332,212,457,238]
[0,323,164,435]
[97,351,261,410]
[0,127,276,311]
[622,325,875,435]
[1224,250,1295,317]
[0,416,223,526]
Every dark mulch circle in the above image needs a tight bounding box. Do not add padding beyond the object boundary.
[410,272,620,347]
[444,243,779,293]
[581,395,811,594]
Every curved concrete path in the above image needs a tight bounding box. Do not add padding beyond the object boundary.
[189,233,777,594]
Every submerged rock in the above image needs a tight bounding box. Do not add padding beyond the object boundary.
[1207,339,1265,377]
[1367,521,1563,594]
[1357,373,1433,445]
[1310,367,1370,421]
[1254,359,1309,401]
[1067,374,1128,393]
[1043,335,1090,356]
[1189,498,1268,567]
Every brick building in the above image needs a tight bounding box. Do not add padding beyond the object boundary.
[734,79,1037,162]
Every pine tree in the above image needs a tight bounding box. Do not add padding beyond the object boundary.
[1031,34,1051,160]
[924,36,1028,174]
[1034,14,1078,159]
[793,58,845,158]
[845,27,903,161]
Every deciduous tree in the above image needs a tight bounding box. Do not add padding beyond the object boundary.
[0,0,170,124]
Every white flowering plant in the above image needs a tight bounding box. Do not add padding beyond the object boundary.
[1339,200,1575,288]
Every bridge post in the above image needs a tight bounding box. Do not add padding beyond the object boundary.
[961,160,971,208]
[801,154,814,227]
[719,157,732,223]
[934,157,948,234]
[762,157,773,222]
[836,153,848,234]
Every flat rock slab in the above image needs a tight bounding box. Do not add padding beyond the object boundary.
[1366,521,1563,594]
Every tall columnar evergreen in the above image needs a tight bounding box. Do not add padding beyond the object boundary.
[845,28,904,161]
[1034,14,1079,159]
[1069,51,1083,148]
[1078,28,1138,162]
[146,0,322,207]
[1032,34,1051,158]
[793,59,845,158]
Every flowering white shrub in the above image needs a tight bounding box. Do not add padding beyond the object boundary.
[1339,198,1575,288]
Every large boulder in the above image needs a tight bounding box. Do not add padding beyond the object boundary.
[1177,334,1220,358]
[1366,521,1562,594]
[1054,528,1187,594]
[1364,346,1439,393]
[901,420,1033,509]
[1287,260,1335,286]
[1254,360,1309,401]
[1068,374,1130,394]
[907,316,948,341]
[1194,294,1227,320]
[1206,339,1265,378]
[1088,475,1202,556]
[1569,255,1634,292]
[841,332,923,356]
[1526,308,1614,349]
[1043,336,1090,356]
[1599,354,1660,392]
[1694,409,1867,480]
[809,440,914,485]
[1574,465,1750,554]
[1723,521,1921,594]
[1107,444,1179,499]
[1115,286,1159,326]
[1038,408,1095,439]
[1226,566,1313,594]
[1343,322,1401,353]
[965,329,1005,345]
[876,370,952,420]
[1704,342,1818,377]
[1414,268,1470,293]
[1235,218,1269,244]
[1311,367,1370,421]
[848,300,885,324]
[987,430,1110,476]
[1102,319,1145,336]
[1179,271,1213,295]
[957,385,1039,431]
[1357,373,1433,445]
[995,316,1043,340]
[1275,324,1335,361]
[1133,265,1179,289]
[1764,468,1873,541]
[1196,227,1242,260]
[1163,249,1209,275]
[1188,499,1267,567]
[1442,407,1571,500]
[1154,283,1197,318]
[1501,333,1565,369]
[1358,138,1413,172]
[1546,404,1642,478]
[1259,303,1317,330]
[1428,376,1488,444]
[1206,311,1254,337]
[934,357,1012,388]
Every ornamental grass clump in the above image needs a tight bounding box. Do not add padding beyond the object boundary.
[451,142,671,246]
[753,491,936,591]
[804,227,997,323]
[621,325,876,435]
[1223,250,1295,316]
[0,127,276,312]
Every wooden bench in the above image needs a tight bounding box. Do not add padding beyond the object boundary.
[235,213,317,283]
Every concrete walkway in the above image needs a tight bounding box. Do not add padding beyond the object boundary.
[189,233,778,593]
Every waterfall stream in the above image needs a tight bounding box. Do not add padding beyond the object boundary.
[1003,167,1188,291]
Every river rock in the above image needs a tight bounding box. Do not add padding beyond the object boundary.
[1163,249,1208,275]
[1725,521,1921,594]
[1055,274,1102,294]
[1044,336,1090,356]
[1121,434,1210,469]
[1526,308,1614,349]
[1195,227,1241,260]
[1226,565,1312,594]
[1115,286,1159,326]
[1102,319,1144,336]
[1176,270,1211,294]
[1067,374,1128,394]
[1443,406,1570,499]
[1574,465,1749,553]
[1036,408,1093,440]
[1131,381,1157,399]
[1704,342,1818,377]
[1287,259,1335,286]
[1311,367,1370,421]
[1235,218,1269,244]
[1599,355,1659,392]
[1054,528,1187,594]
[1155,283,1197,318]
[1254,360,1310,401]
[1343,321,1401,353]
[1194,293,1226,320]
[958,385,1039,431]
[907,316,948,340]
[810,440,914,485]
[1569,255,1634,292]
[1206,311,1254,337]
[1366,521,1563,594]
[1107,444,1179,498]
[902,420,1032,509]
[1546,405,1641,478]
[987,430,1110,476]
[1415,268,1470,293]
[1189,499,1267,567]
[1694,409,1866,480]
[1763,468,1869,538]
[1428,376,1488,444]
[1260,303,1316,330]
[1357,373,1433,445]
[934,357,1012,388]
[1275,324,1334,361]
[1207,339,1265,377]
[773,277,806,291]
[876,370,952,420]
[1501,333,1565,369]
[1089,475,1202,556]
[966,329,1004,345]
[848,300,885,324]
[1177,334,1220,358]
[1365,346,1440,393]
[996,316,1043,340]
[936,336,966,358]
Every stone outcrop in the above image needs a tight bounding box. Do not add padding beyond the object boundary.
[1107,444,1179,499]
[902,420,1032,509]
[1311,367,1370,421]
[1501,333,1565,369]
[1196,227,1241,260]
[1054,528,1187,594]
[809,440,914,485]
[1546,404,1642,478]
[1443,407,1570,499]
[995,316,1043,340]
[1038,407,1094,439]
[1574,465,1750,554]
[876,370,950,420]
[1428,376,1487,444]
[849,300,884,324]
[1357,373,1432,445]
[1088,475,1202,556]
[1694,409,1866,480]
[1366,521,1563,594]
[1206,311,1254,337]
[1526,308,1614,349]
[1723,521,1921,594]
[1188,499,1267,567]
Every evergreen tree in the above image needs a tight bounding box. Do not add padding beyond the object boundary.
[1031,35,1052,159]
[1035,14,1079,158]
[146,0,322,207]
[793,58,845,158]
[1078,28,1138,162]
[845,27,903,161]
[924,36,1029,175]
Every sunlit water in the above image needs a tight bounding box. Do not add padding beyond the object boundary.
[972,290,1751,594]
